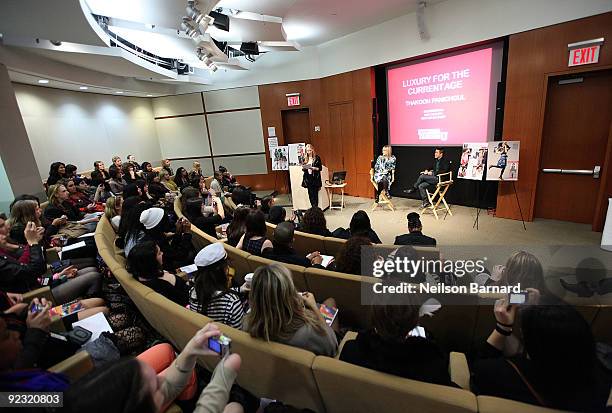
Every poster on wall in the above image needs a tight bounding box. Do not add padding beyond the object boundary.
[486,141,520,181]
[267,137,278,149]
[288,143,306,166]
[457,142,488,180]
[272,146,289,171]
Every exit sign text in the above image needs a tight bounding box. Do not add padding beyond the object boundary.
[568,45,600,67]
[287,95,300,106]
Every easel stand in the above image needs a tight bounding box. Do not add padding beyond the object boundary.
[472,181,489,230]
[512,181,527,231]
[473,181,526,231]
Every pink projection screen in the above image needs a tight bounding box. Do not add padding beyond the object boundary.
[387,45,501,146]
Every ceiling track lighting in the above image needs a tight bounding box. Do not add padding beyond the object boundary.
[181,17,201,39]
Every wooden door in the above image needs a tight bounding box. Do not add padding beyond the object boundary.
[535,70,612,225]
[281,109,310,145]
[328,103,356,193]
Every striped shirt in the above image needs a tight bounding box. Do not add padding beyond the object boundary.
[188,287,245,329]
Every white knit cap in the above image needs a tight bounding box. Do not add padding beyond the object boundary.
[139,207,164,230]
[194,243,227,267]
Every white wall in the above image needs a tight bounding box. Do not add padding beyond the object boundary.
[14,84,162,178]
[152,86,268,176]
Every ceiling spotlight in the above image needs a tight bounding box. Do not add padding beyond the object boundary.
[38,79,49,84]
[196,49,213,65]
[115,91,124,94]
[146,94,153,97]
[79,86,88,90]
[181,18,200,39]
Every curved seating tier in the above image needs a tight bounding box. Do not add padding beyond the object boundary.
[92,201,612,412]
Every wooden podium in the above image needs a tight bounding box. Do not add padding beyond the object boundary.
[289,165,330,210]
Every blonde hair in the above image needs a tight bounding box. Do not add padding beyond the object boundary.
[304,143,317,164]
[192,161,201,169]
[159,169,170,180]
[245,263,326,342]
[47,184,65,207]
[500,251,546,292]
[382,145,392,156]
[8,200,40,227]
[104,196,122,221]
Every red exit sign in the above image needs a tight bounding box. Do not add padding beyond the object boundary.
[287,94,300,106]
[568,38,603,67]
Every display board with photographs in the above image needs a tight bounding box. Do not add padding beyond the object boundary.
[288,143,306,166]
[271,146,289,171]
[457,142,488,181]
[486,141,520,181]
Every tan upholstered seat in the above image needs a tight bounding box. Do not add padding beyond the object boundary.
[304,267,377,330]
[246,254,308,292]
[312,356,478,413]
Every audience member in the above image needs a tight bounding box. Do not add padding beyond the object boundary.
[471,299,610,412]
[146,172,169,201]
[140,208,194,271]
[0,222,102,303]
[267,205,286,225]
[122,164,138,184]
[262,222,324,268]
[104,195,123,231]
[210,171,223,194]
[236,209,272,256]
[300,207,332,237]
[185,198,223,239]
[189,243,247,329]
[63,178,95,210]
[64,164,78,180]
[174,167,190,191]
[64,324,242,413]
[108,168,127,195]
[126,154,141,172]
[127,241,189,306]
[45,184,99,232]
[394,212,436,246]
[244,263,338,356]
[108,155,122,176]
[159,169,178,192]
[332,236,372,275]
[9,199,64,245]
[189,161,203,181]
[119,202,149,256]
[340,293,454,386]
[140,161,154,181]
[46,162,66,186]
[226,206,249,247]
[90,161,110,186]
[180,187,201,214]
[161,158,174,176]
[334,210,381,243]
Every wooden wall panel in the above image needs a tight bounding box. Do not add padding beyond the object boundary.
[497,12,612,230]
[258,68,374,198]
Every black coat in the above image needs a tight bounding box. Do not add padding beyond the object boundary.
[339,329,455,387]
[0,245,46,292]
[302,155,322,189]
[429,157,451,176]
[394,231,437,247]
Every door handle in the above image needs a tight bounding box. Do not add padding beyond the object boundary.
[541,166,601,178]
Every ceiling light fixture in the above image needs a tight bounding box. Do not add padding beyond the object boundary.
[38,79,49,84]
[115,91,124,94]
[146,94,153,97]
[79,86,88,90]
[181,18,201,39]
